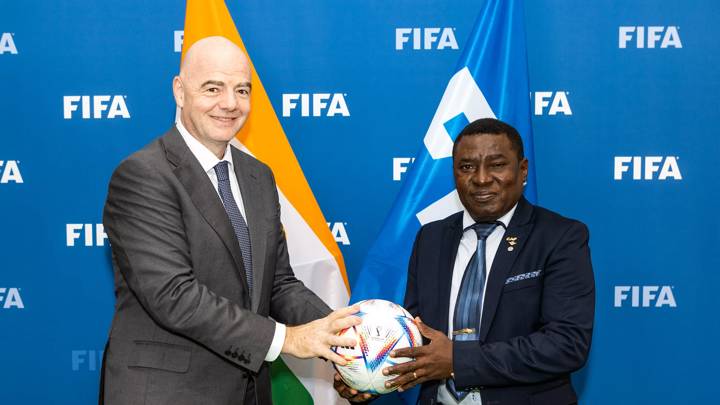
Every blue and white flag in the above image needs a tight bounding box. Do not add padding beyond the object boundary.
[352,0,537,306]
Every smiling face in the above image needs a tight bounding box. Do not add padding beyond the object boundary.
[173,36,251,158]
[453,133,528,223]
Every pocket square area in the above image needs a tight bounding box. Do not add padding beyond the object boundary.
[505,270,542,285]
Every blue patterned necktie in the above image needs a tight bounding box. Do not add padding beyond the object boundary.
[446,222,499,402]
[214,161,253,299]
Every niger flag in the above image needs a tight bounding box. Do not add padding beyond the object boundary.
[180,1,350,404]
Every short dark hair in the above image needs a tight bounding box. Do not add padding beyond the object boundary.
[452,118,524,160]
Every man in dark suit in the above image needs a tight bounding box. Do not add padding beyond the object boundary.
[380,118,595,404]
[100,36,358,405]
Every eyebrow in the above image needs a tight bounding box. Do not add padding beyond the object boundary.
[200,80,224,88]
[200,80,252,90]
[458,153,507,161]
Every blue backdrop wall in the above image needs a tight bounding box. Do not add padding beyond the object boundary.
[1,1,719,404]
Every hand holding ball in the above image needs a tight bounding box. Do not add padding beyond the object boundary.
[332,299,422,394]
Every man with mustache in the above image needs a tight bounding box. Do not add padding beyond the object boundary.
[337,118,594,404]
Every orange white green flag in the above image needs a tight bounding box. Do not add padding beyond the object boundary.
[179,1,351,404]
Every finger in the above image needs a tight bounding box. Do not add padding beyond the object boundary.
[350,393,374,402]
[384,372,414,391]
[333,373,365,400]
[383,360,415,376]
[414,317,438,339]
[334,385,351,398]
[396,368,426,392]
[331,315,362,331]
[332,377,348,392]
[391,346,422,358]
[323,349,349,366]
[329,304,361,320]
[328,334,357,348]
[334,380,358,398]
[333,373,349,388]
[399,377,422,392]
[337,387,356,400]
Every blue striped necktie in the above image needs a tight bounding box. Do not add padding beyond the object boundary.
[214,161,253,299]
[446,222,499,402]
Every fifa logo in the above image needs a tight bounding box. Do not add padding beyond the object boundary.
[66,224,108,247]
[328,222,350,246]
[71,350,104,371]
[614,286,677,307]
[0,160,23,184]
[619,26,682,49]
[63,95,130,119]
[395,28,459,50]
[282,93,350,117]
[531,92,572,116]
[0,288,24,309]
[613,156,682,181]
[393,158,415,181]
[0,32,18,54]
[174,30,184,52]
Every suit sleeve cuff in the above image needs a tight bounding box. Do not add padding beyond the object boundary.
[264,322,286,362]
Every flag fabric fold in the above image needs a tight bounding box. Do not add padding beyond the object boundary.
[180,1,350,404]
[352,0,536,338]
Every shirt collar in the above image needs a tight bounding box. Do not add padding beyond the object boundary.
[176,120,234,173]
[462,202,518,231]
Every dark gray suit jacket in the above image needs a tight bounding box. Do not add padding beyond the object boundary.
[100,127,331,404]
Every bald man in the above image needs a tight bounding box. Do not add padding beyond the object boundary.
[100,36,359,405]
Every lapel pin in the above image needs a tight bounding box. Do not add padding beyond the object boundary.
[506,236,518,251]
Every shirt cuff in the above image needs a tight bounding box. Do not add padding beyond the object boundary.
[264,322,286,362]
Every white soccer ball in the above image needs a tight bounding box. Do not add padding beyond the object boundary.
[333,299,422,394]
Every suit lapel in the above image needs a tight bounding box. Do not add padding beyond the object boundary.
[161,128,252,303]
[479,198,535,341]
[435,213,464,335]
[231,149,267,312]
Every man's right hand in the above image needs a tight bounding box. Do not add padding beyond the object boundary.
[282,304,361,365]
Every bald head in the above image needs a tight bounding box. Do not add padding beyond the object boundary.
[173,36,252,158]
[179,36,250,80]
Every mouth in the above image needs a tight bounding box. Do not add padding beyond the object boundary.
[210,115,238,125]
[470,191,497,203]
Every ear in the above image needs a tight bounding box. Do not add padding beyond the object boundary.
[520,158,529,182]
[172,76,184,108]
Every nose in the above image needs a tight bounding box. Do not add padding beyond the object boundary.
[218,90,238,111]
[472,165,492,185]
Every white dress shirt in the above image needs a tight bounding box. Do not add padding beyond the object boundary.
[176,120,286,362]
[437,203,518,405]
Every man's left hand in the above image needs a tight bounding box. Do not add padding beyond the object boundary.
[333,373,375,403]
[382,317,453,392]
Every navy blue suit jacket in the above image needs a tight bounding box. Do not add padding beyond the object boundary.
[404,198,594,405]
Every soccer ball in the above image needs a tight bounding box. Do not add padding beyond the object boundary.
[333,299,422,394]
